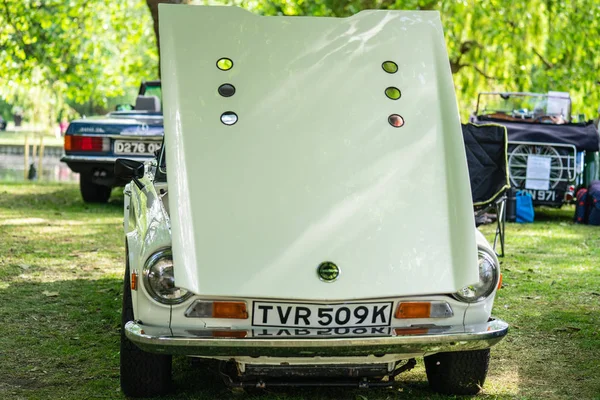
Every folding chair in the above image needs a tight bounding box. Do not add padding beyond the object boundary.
[462,123,510,257]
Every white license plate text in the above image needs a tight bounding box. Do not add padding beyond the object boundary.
[114,141,161,155]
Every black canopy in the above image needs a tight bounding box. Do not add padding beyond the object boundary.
[475,119,599,152]
[462,123,510,206]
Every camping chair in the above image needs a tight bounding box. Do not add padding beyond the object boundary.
[462,123,510,257]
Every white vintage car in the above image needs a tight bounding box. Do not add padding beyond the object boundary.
[116,4,508,398]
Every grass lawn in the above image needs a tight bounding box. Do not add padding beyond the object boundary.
[0,182,599,399]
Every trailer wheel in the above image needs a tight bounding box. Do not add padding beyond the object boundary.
[508,144,563,189]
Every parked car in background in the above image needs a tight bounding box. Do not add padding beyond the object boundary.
[116,5,508,398]
[61,81,163,203]
[472,92,600,207]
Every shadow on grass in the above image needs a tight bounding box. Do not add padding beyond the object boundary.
[2,185,597,399]
[511,307,600,399]
[0,183,124,212]
[1,279,597,399]
[0,277,497,400]
[532,206,575,222]
[0,278,123,398]
[169,359,437,400]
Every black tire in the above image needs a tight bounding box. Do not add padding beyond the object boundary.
[424,349,490,395]
[120,252,172,397]
[80,176,111,203]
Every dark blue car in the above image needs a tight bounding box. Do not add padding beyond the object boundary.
[62,81,164,203]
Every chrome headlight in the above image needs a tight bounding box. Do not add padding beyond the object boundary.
[143,248,192,304]
[453,249,499,303]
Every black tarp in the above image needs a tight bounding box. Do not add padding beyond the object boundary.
[475,119,599,152]
[462,123,510,206]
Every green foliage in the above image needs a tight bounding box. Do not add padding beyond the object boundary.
[0,0,157,124]
[225,0,600,121]
[2,1,599,123]
[0,97,11,120]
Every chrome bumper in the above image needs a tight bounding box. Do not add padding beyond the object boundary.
[125,318,508,357]
[61,155,154,163]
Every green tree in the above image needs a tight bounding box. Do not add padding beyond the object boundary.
[0,0,157,125]
[2,1,598,124]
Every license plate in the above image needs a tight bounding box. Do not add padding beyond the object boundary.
[252,301,393,328]
[524,189,556,202]
[114,140,161,155]
[252,326,392,338]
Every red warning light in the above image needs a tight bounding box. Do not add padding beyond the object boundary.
[388,114,404,128]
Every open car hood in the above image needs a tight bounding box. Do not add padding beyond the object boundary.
[159,5,478,300]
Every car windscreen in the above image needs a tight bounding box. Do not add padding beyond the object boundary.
[477,93,571,122]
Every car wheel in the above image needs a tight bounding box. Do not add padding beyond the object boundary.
[120,252,172,397]
[424,349,490,395]
[79,176,111,203]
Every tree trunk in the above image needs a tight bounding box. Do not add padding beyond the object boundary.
[146,0,191,74]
